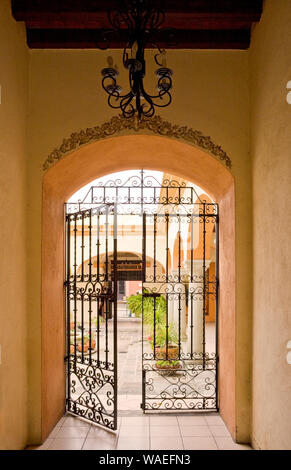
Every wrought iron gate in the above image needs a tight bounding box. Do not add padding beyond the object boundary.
[65,169,218,424]
[65,203,118,430]
[141,202,218,411]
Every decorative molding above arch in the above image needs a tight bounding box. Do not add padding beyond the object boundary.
[43,114,232,171]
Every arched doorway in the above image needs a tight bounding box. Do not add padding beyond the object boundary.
[42,134,235,441]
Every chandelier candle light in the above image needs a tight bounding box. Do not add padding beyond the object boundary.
[101,0,173,120]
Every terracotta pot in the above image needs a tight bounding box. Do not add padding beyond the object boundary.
[70,344,75,354]
[77,343,89,353]
[89,339,96,349]
[154,345,179,360]
[83,338,96,349]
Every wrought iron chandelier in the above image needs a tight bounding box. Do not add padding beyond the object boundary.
[101,0,173,120]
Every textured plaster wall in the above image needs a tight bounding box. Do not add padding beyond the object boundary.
[27,48,252,444]
[250,0,291,450]
[0,0,28,450]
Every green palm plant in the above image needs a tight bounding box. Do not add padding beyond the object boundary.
[126,291,178,350]
[126,290,166,325]
[147,322,178,348]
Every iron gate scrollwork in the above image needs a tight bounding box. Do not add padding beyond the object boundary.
[65,203,118,430]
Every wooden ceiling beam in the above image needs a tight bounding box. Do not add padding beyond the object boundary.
[11,0,263,15]
[11,0,262,50]
[23,13,258,31]
[26,28,251,50]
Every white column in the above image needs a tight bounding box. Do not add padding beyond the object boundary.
[186,260,210,356]
[144,273,187,344]
[167,269,187,342]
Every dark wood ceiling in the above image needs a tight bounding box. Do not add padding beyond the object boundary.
[11,0,263,50]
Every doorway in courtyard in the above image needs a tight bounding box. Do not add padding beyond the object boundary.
[65,169,218,431]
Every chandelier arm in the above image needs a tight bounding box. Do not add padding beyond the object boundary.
[101,74,116,92]
[108,90,133,109]
[107,94,122,110]
[142,103,155,118]
[140,83,172,109]
[138,81,156,117]
[151,91,172,108]
[145,87,171,101]
[120,92,136,115]
[141,98,155,117]
[124,77,154,118]
[106,87,136,101]
[140,73,172,104]
[102,73,135,101]
[120,98,136,118]
[153,46,166,66]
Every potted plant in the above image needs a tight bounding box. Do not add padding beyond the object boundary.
[77,341,89,353]
[149,323,179,360]
[126,290,167,322]
[126,291,143,318]
[70,313,75,331]
[69,341,76,354]
[155,360,181,370]
[85,333,96,350]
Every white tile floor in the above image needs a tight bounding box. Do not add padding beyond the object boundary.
[28,412,252,451]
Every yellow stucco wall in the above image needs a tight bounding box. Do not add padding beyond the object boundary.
[250,0,291,450]
[6,0,291,450]
[0,0,28,450]
[27,48,252,444]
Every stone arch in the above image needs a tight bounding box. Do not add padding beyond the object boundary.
[42,134,235,442]
[77,251,166,277]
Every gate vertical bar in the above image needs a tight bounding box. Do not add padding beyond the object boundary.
[190,213,194,357]
[113,203,118,429]
[88,210,92,364]
[202,203,206,370]
[80,213,84,362]
[178,214,181,357]
[81,213,84,281]
[141,212,146,411]
[97,213,100,281]
[153,214,157,282]
[73,214,77,368]
[166,213,169,360]
[65,213,71,409]
[105,207,109,368]
[215,205,219,410]
[142,213,146,283]
[153,214,157,359]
